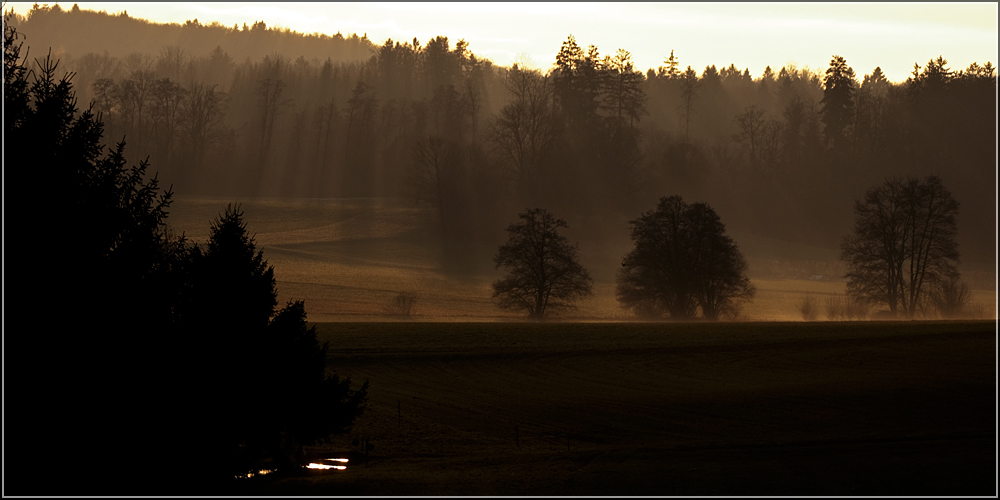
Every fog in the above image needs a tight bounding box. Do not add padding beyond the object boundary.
[8,5,996,311]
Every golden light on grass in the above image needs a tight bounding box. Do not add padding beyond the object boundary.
[324,458,349,463]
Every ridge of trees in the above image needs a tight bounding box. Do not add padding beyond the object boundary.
[10,9,997,268]
[6,4,376,69]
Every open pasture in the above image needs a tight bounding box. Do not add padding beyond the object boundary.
[243,320,997,496]
[166,196,996,322]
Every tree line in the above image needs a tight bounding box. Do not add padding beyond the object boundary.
[8,5,996,269]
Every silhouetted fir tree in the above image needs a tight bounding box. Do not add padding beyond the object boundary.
[601,48,647,127]
[820,55,857,151]
[176,204,368,479]
[660,49,681,79]
[678,65,700,144]
[553,35,603,126]
[4,14,182,495]
[4,18,366,494]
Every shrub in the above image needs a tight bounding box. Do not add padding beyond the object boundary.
[826,294,871,321]
[385,291,418,317]
[798,295,819,321]
[927,275,971,319]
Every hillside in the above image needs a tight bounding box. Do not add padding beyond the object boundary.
[6,4,376,69]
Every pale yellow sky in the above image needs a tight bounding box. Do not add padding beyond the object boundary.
[6,2,998,82]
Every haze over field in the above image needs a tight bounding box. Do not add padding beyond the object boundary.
[165,195,997,322]
[5,2,996,321]
[4,4,998,496]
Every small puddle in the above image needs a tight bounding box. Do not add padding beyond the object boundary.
[236,458,349,478]
[305,458,349,471]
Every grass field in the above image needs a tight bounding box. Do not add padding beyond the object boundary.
[164,197,996,494]
[231,320,997,496]
[166,195,997,322]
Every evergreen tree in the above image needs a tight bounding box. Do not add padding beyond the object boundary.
[820,55,857,150]
[4,18,367,493]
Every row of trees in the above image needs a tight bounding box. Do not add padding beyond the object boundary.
[492,199,755,321]
[11,6,994,268]
[4,17,366,495]
[492,175,970,321]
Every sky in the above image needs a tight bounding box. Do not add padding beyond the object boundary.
[6,2,998,82]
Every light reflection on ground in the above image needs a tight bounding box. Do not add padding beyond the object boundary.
[234,469,276,479]
[306,463,346,470]
[236,458,349,477]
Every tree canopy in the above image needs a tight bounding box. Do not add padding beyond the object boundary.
[617,196,755,320]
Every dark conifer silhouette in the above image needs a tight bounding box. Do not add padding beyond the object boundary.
[679,65,699,144]
[4,17,366,494]
[820,55,857,150]
[5,14,182,494]
[179,204,368,477]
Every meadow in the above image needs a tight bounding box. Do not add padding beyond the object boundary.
[167,195,996,322]
[166,196,996,495]
[238,320,996,495]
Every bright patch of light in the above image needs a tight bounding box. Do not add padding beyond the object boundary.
[234,468,276,479]
[324,458,349,463]
[306,462,346,470]
[4,2,995,83]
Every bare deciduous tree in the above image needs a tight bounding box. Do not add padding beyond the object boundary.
[927,274,971,319]
[732,105,765,169]
[487,66,557,199]
[149,77,186,163]
[841,176,960,318]
[180,82,227,169]
[411,136,452,228]
[384,291,418,317]
[492,208,592,319]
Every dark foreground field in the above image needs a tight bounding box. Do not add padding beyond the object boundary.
[240,321,996,496]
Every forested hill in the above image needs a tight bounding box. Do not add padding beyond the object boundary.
[5,4,996,271]
[5,4,376,68]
